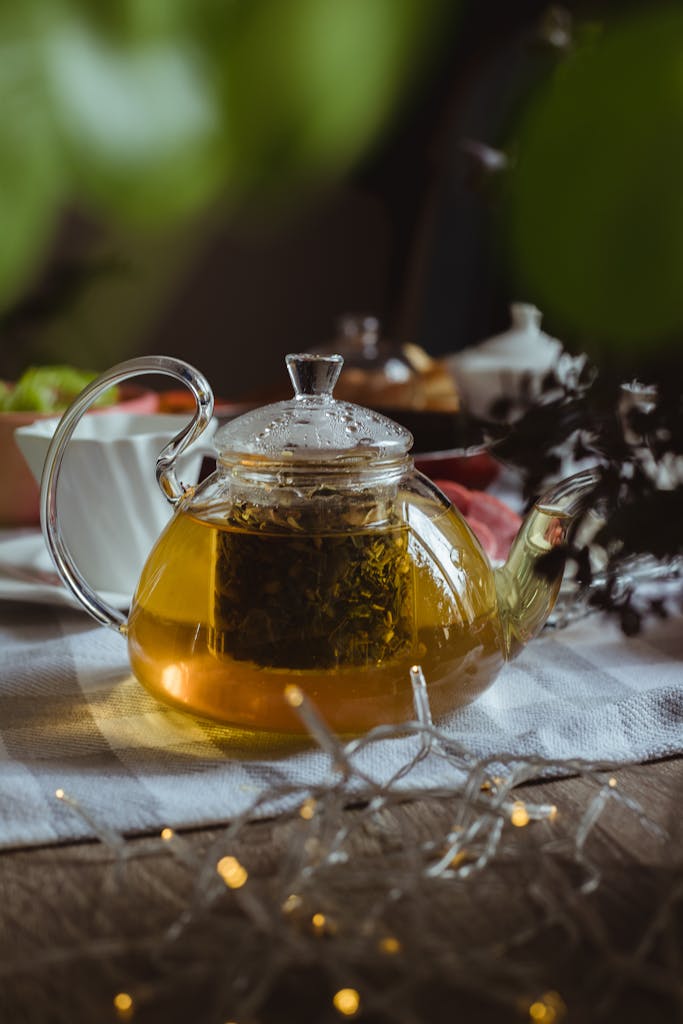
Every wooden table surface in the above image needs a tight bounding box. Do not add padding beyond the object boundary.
[2,756,682,1024]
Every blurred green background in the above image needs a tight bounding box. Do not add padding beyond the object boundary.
[0,0,681,395]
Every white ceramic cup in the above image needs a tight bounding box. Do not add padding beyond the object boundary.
[15,412,217,599]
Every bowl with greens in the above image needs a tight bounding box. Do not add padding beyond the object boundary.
[1,365,159,526]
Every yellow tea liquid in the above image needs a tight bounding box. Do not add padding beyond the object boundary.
[127,501,504,735]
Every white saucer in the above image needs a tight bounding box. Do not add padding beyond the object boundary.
[0,530,130,611]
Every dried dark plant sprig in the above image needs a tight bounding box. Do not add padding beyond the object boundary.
[211,498,414,668]
[493,356,683,633]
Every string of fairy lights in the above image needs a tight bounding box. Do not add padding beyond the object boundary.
[12,666,682,1023]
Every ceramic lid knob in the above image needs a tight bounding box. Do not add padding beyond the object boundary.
[509,302,542,331]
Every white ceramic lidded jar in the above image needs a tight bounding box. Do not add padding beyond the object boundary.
[447,303,564,420]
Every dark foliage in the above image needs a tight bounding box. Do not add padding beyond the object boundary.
[494,355,683,633]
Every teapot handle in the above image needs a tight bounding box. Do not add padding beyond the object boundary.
[40,356,214,634]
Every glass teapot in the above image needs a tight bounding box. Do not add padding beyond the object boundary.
[41,353,594,737]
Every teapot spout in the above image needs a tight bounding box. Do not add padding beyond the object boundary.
[494,469,599,658]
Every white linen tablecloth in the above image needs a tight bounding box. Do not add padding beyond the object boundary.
[1,591,682,850]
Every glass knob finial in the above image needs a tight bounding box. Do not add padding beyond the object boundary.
[286,353,343,399]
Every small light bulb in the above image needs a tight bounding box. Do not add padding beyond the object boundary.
[312,912,326,932]
[529,991,564,1022]
[511,801,530,827]
[608,777,618,788]
[114,992,133,1015]
[217,856,248,889]
[282,893,302,913]
[299,798,316,820]
[379,936,401,954]
[333,988,360,1016]
[55,789,65,800]
[160,827,174,841]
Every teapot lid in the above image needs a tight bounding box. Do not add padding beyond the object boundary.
[213,353,413,464]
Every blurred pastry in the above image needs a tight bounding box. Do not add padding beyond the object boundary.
[317,314,460,412]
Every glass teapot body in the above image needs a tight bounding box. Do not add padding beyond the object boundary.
[126,459,504,735]
[41,353,589,738]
